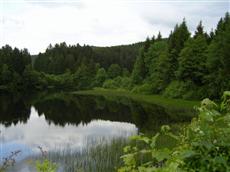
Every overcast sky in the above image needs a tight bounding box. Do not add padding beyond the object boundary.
[0,0,229,54]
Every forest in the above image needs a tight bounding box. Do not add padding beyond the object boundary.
[0,10,230,172]
[0,12,229,100]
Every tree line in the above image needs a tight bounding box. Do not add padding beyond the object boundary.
[0,12,229,100]
[0,42,140,92]
[131,12,230,99]
[34,42,142,74]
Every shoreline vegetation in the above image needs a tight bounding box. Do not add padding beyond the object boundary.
[73,89,199,109]
[4,138,128,172]
[118,91,230,172]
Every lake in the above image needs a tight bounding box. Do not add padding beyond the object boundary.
[0,92,195,171]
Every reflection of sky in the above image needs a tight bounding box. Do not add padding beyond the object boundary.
[0,107,137,162]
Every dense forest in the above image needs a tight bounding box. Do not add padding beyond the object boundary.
[131,13,230,100]
[0,12,229,100]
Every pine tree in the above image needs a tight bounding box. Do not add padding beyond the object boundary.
[157,31,162,41]
[167,19,190,79]
[208,29,215,44]
[194,21,204,38]
[143,37,151,52]
[131,48,147,84]
[205,12,230,98]
[151,35,155,44]
[177,35,208,86]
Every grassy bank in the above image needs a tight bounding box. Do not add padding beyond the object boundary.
[73,88,199,110]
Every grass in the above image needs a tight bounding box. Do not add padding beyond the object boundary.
[73,88,199,110]
[28,135,180,172]
[33,137,128,172]
[3,137,129,172]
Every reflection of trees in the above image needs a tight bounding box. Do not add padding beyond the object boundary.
[0,92,194,133]
[0,93,30,127]
[33,93,194,133]
[130,102,173,132]
[33,93,133,127]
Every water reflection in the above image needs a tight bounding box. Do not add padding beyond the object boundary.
[0,106,137,161]
[0,93,30,127]
[0,92,194,131]
[0,92,195,166]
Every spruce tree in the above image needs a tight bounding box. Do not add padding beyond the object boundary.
[157,31,162,41]
[194,21,204,38]
[131,48,147,84]
[206,12,230,98]
[167,19,190,79]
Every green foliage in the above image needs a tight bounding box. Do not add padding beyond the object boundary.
[131,83,152,95]
[103,79,119,89]
[93,43,142,71]
[150,51,171,94]
[34,42,142,74]
[129,13,230,100]
[102,76,132,90]
[157,32,162,41]
[1,13,230,100]
[176,34,207,86]
[74,62,95,89]
[112,76,132,89]
[119,91,230,172]
[36,159,57,172]
[143,37,151,52]
[163,80,205,100]
[0,64,12,85]
[22,65,48,90]
[122,68,130,77]
[167,19,191,79]
[221,91,230,112]
[131,48,147,85]
[92,67,108,87]
[0,46,31,91]
[205,12,230,99]
[108,64,122,79]
[145,40,167,78]
[163,80,187,99]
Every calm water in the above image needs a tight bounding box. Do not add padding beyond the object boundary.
[0,92,194,171]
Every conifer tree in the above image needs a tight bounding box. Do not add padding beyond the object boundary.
[157,31,162,41]
[167,19,190,79]
[205,12,230,98]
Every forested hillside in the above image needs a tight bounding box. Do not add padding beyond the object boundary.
[131,13,230,100]
[34,42,142,74]
[0,12,229,100]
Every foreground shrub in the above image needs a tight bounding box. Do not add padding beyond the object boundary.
[119,91,230,172]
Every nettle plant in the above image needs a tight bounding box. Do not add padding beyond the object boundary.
[119,91,230,172]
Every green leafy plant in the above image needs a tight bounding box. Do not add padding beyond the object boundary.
[36,146,57,172]
[119,91,230,172]
[36,159,57,172]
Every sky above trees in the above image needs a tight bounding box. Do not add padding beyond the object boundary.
[0,0,229,54]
